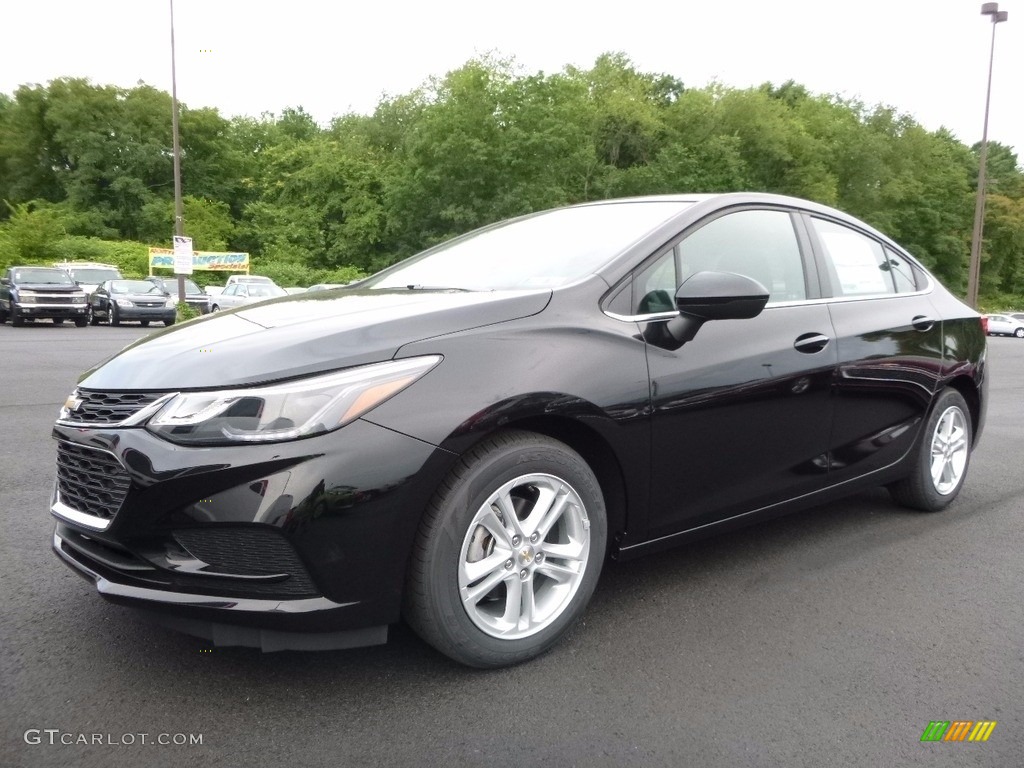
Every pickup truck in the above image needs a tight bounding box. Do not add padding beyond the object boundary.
[0,266,90,327]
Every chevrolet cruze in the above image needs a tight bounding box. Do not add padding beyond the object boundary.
[50,193,987,667]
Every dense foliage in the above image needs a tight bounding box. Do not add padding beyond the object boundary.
[1,54,1022,304]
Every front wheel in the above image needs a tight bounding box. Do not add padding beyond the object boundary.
[107,304,120,326]
[404,431,607,668]
[1015,327,1024,338]
[889,389,972,512]
[11,305,24,327]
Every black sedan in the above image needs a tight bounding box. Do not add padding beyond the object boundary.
[89,280,177,327]
[51,193,987,667]
[145,276,212,315]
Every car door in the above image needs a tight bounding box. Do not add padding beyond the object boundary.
[643,207,836,539]
[803,214,945,482]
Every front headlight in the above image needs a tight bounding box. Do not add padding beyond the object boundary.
[116,298,133,308]
[73,293,87,304]
[18,293,37,304]
[146,355,442,445]
[165,298,176,308]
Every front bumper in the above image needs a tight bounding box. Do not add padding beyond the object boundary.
[114,305,176,322]
[51,417,456,646]
[15,302,88,319]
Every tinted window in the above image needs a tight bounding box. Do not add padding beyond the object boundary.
[810,218,895,297]
[883,247,918,293]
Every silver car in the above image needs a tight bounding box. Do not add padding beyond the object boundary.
[985,313,1024,338]
[210,282,287,311]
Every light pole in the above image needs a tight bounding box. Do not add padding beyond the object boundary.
[170,0,186,304]
[966,2,1008,309]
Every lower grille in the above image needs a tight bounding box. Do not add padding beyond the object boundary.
[174,528,318,597]
[55,441,130,521]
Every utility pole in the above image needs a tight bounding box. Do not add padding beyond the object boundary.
[966,2,1009,308]
[170,0,186,304]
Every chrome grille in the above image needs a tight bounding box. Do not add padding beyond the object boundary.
[55,442,130,521]
[71,390,165,424]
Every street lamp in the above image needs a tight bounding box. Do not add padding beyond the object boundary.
[966,2,1008,309]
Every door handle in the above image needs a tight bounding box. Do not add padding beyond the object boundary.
[912,315,935,332]
[793,332,831,353]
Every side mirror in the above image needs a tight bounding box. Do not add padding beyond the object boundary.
[0,277,10,286]
[653,271,770,349]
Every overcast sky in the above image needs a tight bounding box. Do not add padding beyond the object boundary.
[2,0,1022,160]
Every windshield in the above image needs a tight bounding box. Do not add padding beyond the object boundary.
[111,280,166,295]
[71,268,121,283]
[248,284,287,298]
[363,202,691,291]
[152,278,202,295]
[13,268,74,285]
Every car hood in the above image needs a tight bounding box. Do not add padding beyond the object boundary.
[78,288,552,389]
[17,282,82,292]
[113,292,171,302]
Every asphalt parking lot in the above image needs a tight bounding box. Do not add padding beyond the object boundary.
[1,322,1022,768]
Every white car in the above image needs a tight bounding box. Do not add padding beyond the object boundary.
[224,274,279,288]
[210,282,287,311]
[54,261,123,297]
[985,313,1024,338]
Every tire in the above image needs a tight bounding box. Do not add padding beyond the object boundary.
[211,305,220,313]
[0,302,7,323]
[11,305,24,327]
[889,389,972,512]
[89,307,98,326]
[53,318,64,325]
[1015,327,1024,338]
[140,320,149,327]
[164,318,176,326]
[404,430,607,668]
[74,317,88,327]
[107,304,120,327]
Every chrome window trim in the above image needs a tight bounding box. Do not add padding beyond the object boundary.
[604,282,936,324]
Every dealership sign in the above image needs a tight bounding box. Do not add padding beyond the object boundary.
[149,248,250,272]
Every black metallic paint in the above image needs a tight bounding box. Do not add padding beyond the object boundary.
[50,193,989,648]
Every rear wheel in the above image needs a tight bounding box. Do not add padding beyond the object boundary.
[53,318,64,325]
[404,431,607,668]
[140,320,149,327]
[889,389,972,512]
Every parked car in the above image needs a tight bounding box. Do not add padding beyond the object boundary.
[0,266,89,327]
[224,274,279,288]
[50,193,987,668]
[54,262,123,297]
[210,282,287,311]
[89,279,177,326]
[145,276,212,315]
[1009,312,1024,324]
[984,313,1024,338]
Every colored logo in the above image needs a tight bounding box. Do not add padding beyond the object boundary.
[920,720,997,742]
